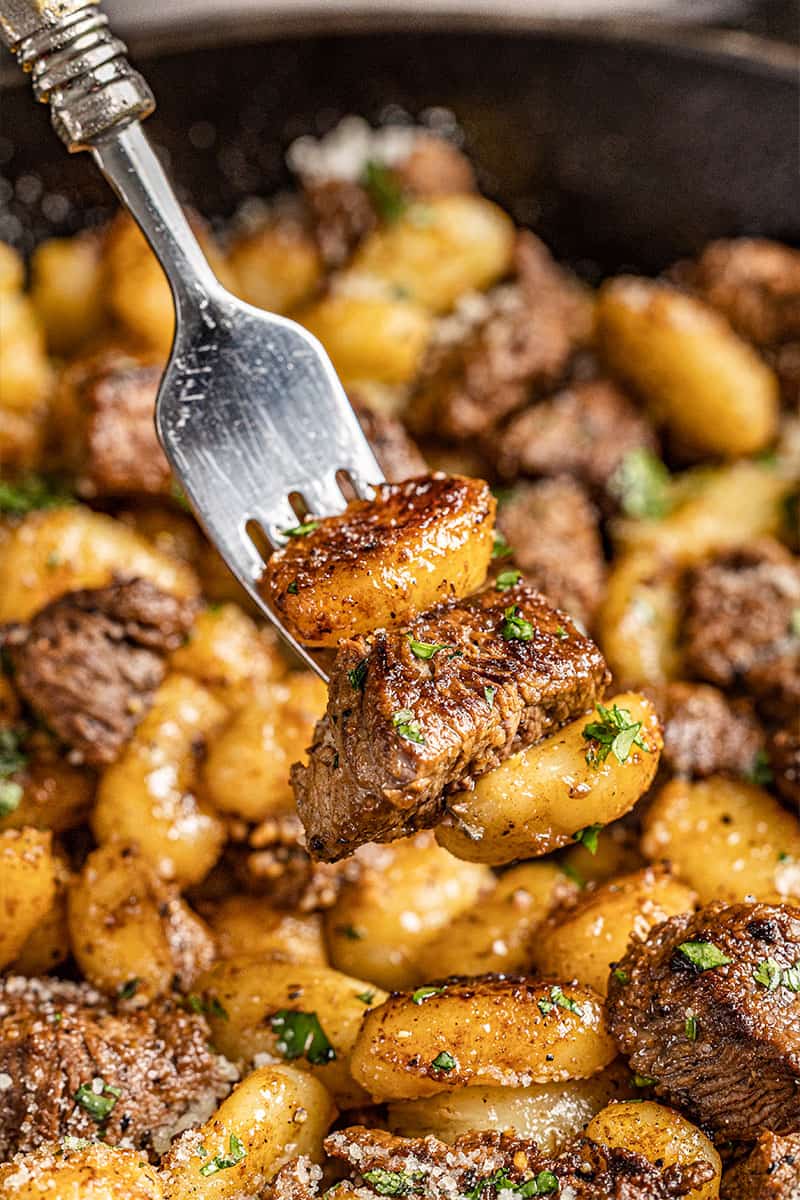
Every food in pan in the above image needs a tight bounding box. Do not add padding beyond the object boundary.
[0,116,799,1197]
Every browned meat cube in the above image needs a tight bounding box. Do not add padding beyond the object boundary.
[606,901,800,1139]
[495,378,658,493]
[407,233,593,441]
[293,582,609,861]
[269,1127,714,1200]
[683,540,800,722]
[4,579,196,766]
[678,237,800,346]
[304,178,378,269]
[657,682,765,780]
[770,718,800,809]
[0,975,235,1158]
[350,396,427,482]
[496,477,606,629]
[55,349,170,498]
[720,1131,800,1199]
[227,810,351,912]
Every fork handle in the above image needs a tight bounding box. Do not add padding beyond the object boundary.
[1,0,221,309]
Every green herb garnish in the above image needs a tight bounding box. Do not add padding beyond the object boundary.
[348,657,369,691]
[407,635,449,660]
[537,985,583,1017]
[501,604,533,642]
[335,924,363,941]
[484,685,496,708]
[677,941,732,971]
[282,520,320,538]
[0,475,72,515]
[746,748,773,786]
[431,1050,456,1072]
[362,160,407,223]
[287,580,299,595]
[496,569,522,591]
[73,1080,121,1122]
[356,990,376,1005]
[392,709,425,744]
[609,448,672,519]
[0,781,22,817]
[582,703,649,767]
[573,824,602,855]
[612,968,629,985]
[412,985,445,1005]
[467,1170,557,1199]
[362,1169,418,1196]
[632,1073,657,1088]
[754,957,800,992]
[117,979,140,1001]
[685,1014,698,1041]
[492,531,513,559]
[198,1133,247,1177]
[270,1010,336,1064]
[555,625,568,640]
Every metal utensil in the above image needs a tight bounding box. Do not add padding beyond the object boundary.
[1,0,384,679]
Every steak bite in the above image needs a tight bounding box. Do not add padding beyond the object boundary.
[496,477,606,628]
[606,901,800,1139]
[407,232,593,441]
[350,396,427,482]
[657,681,765,780]
[0,975,235,1159]
[293,582,609,860]
[720,1131,800,1200]
[682,540,800,722]
[495,379,658,495]
[771,717,800,808]
[4,578,196,765]
[269,1127,714,1200]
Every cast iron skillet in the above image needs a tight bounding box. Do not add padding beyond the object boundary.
[1,22,798,276]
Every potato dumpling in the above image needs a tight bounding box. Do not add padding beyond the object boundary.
[388,1060,634,1154]
[297,291,432,385]
[170,602,287,704]
[0,246,52,470]
[203,672,327,821]
[0,744,94,834]
[160,1066,334,1198]
[68,843,216,1001]
[413,861,570,981]
[12,848,72,975]
[531,866,697,995]
[586,1101,721,1200]
[196,956,388,1108]
[29,232,106,354]
[0,506,199,623]
[349,194,515,313]
[229,219,322,313]
[350,976,616,1101]
[325,832,492,990]
[642,775,800,904]
[205,894,326,964]
[263,474,495,646]
[0,1142,163,1200]
[0,827,56,969]
[597,551,683,688]
[597,276,778,457]
[436,691,662,865]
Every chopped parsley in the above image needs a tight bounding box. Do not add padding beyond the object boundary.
[198,1133,247,1177]
[582,703,649,767]
[746,748,773,786]
[677,940,732,971]
[362,1168,419,1196]
[0,475,72,515]
[356,990,376,1005]
[560,862,585,888]
[0,730,27,818]
[632,1073,657,1088]
[407,635,449,660]
[492,531,513,559]
[183,994,229,1021]
[573,824,602,855]
[537,985,583,1018]
[170,480,191,511]
[348,657,369,691]
[612,968,629,985]
[468,1169,558,1198]
[609,448,672,519]
[501,605,533,642]
[685,1014,698,1041]
[484,685,496,708]
[430,1050,456,1072]
[754,957,800,992]
[392,708,425,745]
[282,520,320,538]
[287,580,299,595]
[270,1009,336,1064]
[0,780,22,817]
[73,1079,121,1122]
[412,985,445,1005]
[555,625,568,640]
[117,979,140,1001]
[495,569,522,591]
[335,924,363,941]
[362,160,407,223]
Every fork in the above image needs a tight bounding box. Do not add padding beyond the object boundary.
[1,0,385,679]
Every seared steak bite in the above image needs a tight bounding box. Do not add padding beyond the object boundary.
[4,579,196,765]
[227,810,352,911]
[407,232,593,441]
[720,1131,800,1200]
[682,541,800,722]
[0,975,235,1158]
[304,177,378,268]
[269,1127,714,1200]
[677,237,800,347]
[496,477,606,628]
[606,901,800,1138]
[293,582,609,860]
[495,379,657,495]
[657,682,765,780]
[351,396,427,482]
[771,717,800,808]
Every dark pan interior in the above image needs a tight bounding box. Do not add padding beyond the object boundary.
[1,28,798,276]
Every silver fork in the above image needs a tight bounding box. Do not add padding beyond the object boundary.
[1,0,385,679]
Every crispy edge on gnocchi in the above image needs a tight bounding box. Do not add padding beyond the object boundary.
[0,1141,164,1200]
[263,473,496,647]
[349,975,617,1101]
[436,691,662,865]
